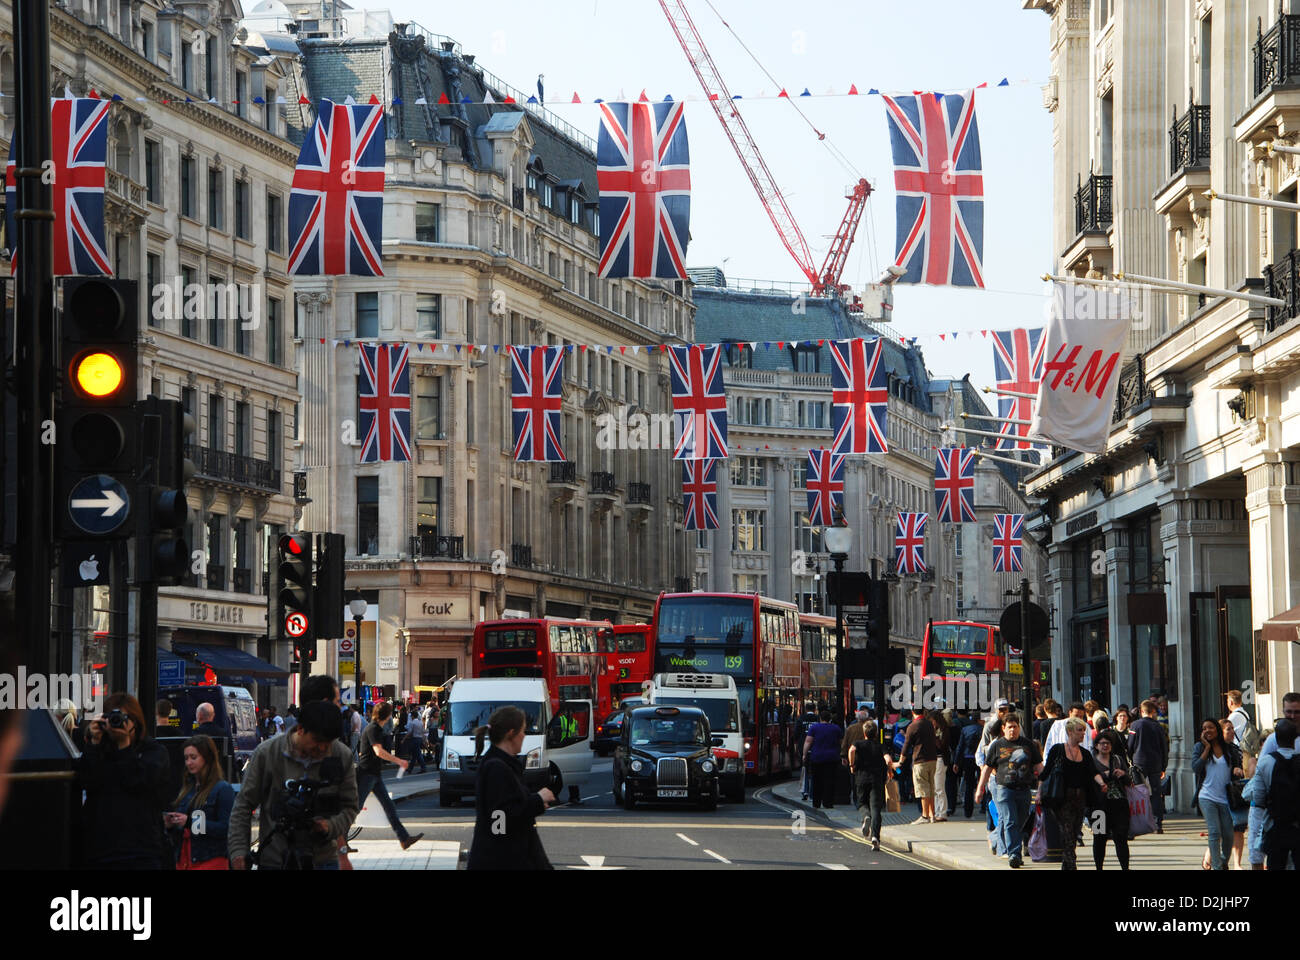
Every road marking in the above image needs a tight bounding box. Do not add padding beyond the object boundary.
[569,854,625,870]
[676,833,699,846]
[818,862,850,870]
[702,849,731,864]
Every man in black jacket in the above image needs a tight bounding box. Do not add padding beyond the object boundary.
[1129,699,1169,832]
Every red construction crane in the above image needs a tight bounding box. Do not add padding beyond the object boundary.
[658,0,871,297]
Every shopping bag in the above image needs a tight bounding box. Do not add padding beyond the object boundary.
[1028,806,1048,862]
[989,795,999,826]
[1126,782,1154,838]
[885,778,902,813]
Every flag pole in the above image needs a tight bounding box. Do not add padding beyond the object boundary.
[974,450,1043,470]
[962,411,1032,426]
[1267,141,1300,157]
[948,423,1038,445]
[983,386,1037,400]
[1204,186,1300,212]
[1114,270,1285,308]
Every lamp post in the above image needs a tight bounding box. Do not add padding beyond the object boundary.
[824,522,853,727]
[349,593,367,702]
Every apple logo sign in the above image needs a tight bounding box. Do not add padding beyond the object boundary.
[79,555,99,582]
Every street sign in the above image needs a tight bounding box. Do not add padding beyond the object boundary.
[339,637,355,656]
[1000,601,1050,649]
[285,611,309,638]
[844,611,871,628]
[68,475,131,535]
[158,659,186,686]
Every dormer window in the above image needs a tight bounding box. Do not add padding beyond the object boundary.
[542,181,552,207]
[527,172,537,192]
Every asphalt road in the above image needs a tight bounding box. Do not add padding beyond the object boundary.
[377,758,929,870]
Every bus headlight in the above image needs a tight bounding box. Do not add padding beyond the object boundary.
[445,750,460,771]
[744,741,752,752]
[701,760,715,774]
[630,758,644,773]
[525,748,542,769]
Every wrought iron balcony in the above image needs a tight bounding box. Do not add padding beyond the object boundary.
[511,543,533,568]
[591,471,616,494]
[1112,355,1152,423]
[1074,173,1113,234]
[628,481,651,504]
[231,567,252,594]
[1169,99,1211,175]
[1263,247,1300,331]
[206,563,226,591]
[409,534,465,560]
[674,577,692,593]
[1254,12,1300,97]
[549,461,577,484]
[186,444,281,493]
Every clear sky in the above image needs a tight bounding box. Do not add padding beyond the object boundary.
[378,0,1054,395]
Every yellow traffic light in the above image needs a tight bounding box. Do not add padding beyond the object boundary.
[74,351,125,398]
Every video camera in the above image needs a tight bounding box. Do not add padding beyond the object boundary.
[251,757,343,870]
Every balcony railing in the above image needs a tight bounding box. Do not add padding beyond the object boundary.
[1264,247,1300,331]
[591,471,616,494]
[1075,173,1113,234]
[409,534,465,560]
[1169,100,1211,175]
[206,563,226,591]
[511,543,533,568]
[1112,355,1152,423]
[1254,12,1300,97]
[628,482,651,504]
[186,444,281,492]
[231,567,252,594]
[549,461,577,484]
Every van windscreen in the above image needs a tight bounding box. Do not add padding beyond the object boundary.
[448,701,544,736]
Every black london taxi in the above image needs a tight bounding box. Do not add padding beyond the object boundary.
[613,706,720,811]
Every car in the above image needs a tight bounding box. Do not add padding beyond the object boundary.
[613,705,721,811]
[594,710,625,756]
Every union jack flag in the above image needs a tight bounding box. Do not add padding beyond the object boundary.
[805,449,845,525]
[357,344,411,463]
[682,459,719,531]
[509,345,565,462]
[5,97,112,276]
[288,100,385,276]
[668,344,728,460]
[596,100,691,279]
[830,338,888,455]
[993,513,1025,573]
[882,91,984,287]
[934,447,978,523]
[991,328,1046,450]
[895,512,929,575]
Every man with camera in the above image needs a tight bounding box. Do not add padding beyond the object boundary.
[229,700,359,870]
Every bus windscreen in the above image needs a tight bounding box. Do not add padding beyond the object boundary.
[655,597,753,645]
[927,624,990,657]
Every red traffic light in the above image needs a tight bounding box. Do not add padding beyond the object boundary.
[279,533,309,557]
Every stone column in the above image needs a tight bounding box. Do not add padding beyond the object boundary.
[1244,454,1300,724]
[772,457,792,601]
[712,459,732,592]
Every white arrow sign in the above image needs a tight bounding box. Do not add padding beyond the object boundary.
[70,488,127,517]
[568,854,624,870]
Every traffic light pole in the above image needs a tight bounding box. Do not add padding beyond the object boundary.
[872,558,885,741]
[139,581,158,724]
[12,0,55,672]
[1021,578,1032,710]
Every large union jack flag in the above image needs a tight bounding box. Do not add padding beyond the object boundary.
[357,343,411,463]
[596,100,691,279]
[806,449,845,525]
[682,459,719,531]
[882,91,983,287]
[668,344,728,460]
[830,338,888,455]
[895,512,929,574]
[5,97,112,276]
[934,447,978,523]
[509,345,565,462]
[993,513,1025,572]
[992,328,1046,450]
[288,100,385,276]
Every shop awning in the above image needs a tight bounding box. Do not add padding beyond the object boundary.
[1261,603,1300,645]
[171,643,290,687]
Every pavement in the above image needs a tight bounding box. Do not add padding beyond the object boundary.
[770,779,1223,871]
[344,766,455,870]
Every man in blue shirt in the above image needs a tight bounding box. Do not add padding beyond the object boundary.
[1247,718,1298,870]
[1247,692,1299,868]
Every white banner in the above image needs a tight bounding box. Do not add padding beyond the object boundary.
[1028,282,1133,453]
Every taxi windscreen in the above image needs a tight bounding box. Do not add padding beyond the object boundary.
[629,715,707,747]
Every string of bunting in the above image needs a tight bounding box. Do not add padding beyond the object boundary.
[316,330,997,352]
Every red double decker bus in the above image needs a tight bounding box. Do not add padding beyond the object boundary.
[652,592,803,780]
[920,619,1023,707]
[601,623,652,709]
[472,618,614,716]
[799,612,841,711]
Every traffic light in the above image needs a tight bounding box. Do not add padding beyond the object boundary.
[277,532,315,659]
[314,532,345,639]
[134,397,193,584]
[56,278,139,541]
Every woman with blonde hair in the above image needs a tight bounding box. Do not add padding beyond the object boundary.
[1040,716,1107,870]
[166,734,235,869]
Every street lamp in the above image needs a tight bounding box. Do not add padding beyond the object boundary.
[824,521,853,726]
[349,592,367,698]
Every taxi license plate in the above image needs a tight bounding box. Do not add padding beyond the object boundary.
[657,788,688,798]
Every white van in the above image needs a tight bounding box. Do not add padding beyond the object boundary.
[438,677,593,807]
[646,673,745,802]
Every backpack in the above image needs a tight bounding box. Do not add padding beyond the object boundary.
[1265,754,1300,843]
[1232,709,1262,758]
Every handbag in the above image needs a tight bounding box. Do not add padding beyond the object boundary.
[1126,783,1154,838]
[1039,757,1066,807]
[1028,807,1048,862]
[884,777,902,813]
[1227,778,1249,812]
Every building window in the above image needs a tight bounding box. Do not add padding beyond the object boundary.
[416,202,439,242]
[733,574,767,594]
[207,165,223,229]
[266,191,282,252]
[180,157,195,218]
[142,20,154,60]
[415,374,442,439]
[181,387,196,421]
[205,513,224,582]
[233,518,251,589]
[417,477,441,536]
[181,43,193,92]
[235,70,247,119]
[732,509,767,552]
[792,347,820,373]
[208,278,225,348]
[267,296,281,365]
[726,343,754,368]
[265,88,278,134]
[357,477,379,555]
[956,571,964,613]
[417,293,441,336]
[955,527,963,557]
[267,410,280,473]
[234,402,250,457]
[792,459,808,488]
[144,139,159,204]
[234,305,249,355]
[542,181,553,207]
[794,512,823,554]
[356,292,379,338]
[208,394,224,450]
[205,34,217,98]
[729,456,766,487]
[234,178,249,239]
[467,381,475,443]
[146,254,161,328]
[180,265,197,338]
[798,400,826,428]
